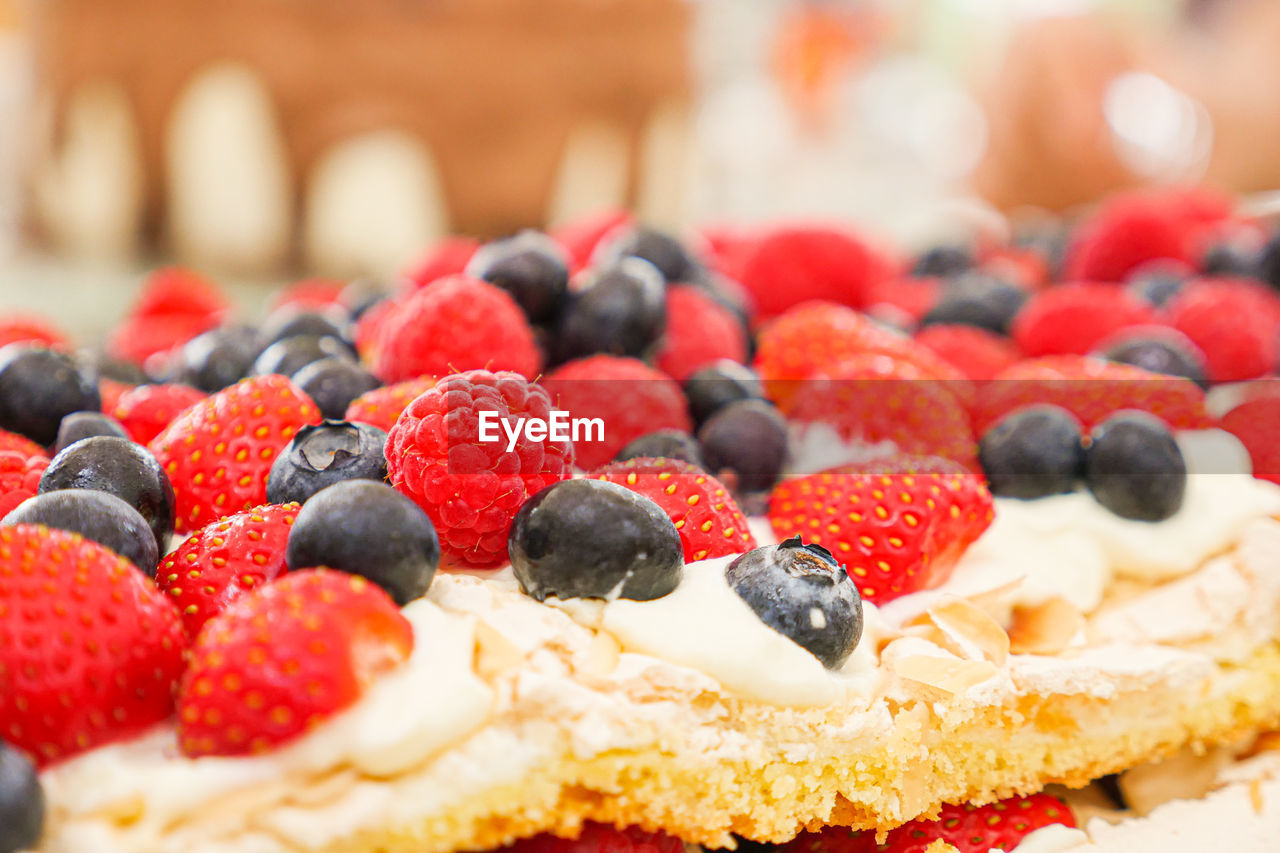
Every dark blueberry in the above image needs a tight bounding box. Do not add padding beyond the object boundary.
[556,259,667,361]
[684,361,765,427]
[509,479,682,602]
[911,244,973,278]
[1200,240,1257,278]
[726,537,862,669]
[39,435,175,551]
[979,405,1085,499]
[340,279,390,320]
[697,399,788,493]
[919,273,1029,335]
[1097,332,1208,388]
[267,421,388,506]
[1259,228,1280,291]
[54,411,129,455]
[77,349,148,385]
[466,231,570,324]
[258,306,353,349]
[692,274,754,351]
[0,345,101,446]
[615,430,705,467]
[0,740,43,853]
[292,358,382,420]
[251,334,352,379]
[4,490,159,575]
[596,225,703,284]
[1085,412,1186,521]
[286,480,438,606]
[174,326,259,392]
[1125,263,1188,309]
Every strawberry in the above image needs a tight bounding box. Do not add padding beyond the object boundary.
[107,267,230,365]
[344,375,436,433]
[1221,396,1280,485]
[0,451,49,517]
[113,383,207,445]
[788,354,979,470]
[1163,279,1280,382]
[737,225,894,317]
[973,355,1212,436]
[0,525,187,767]
[506,823,684,853]
[98,378,136,417]
[148,376,321,533]
[865,276,942,324]
[0,429,48,461]
[0,314,69,351]
[590,457,757,561]
[268,278,347,313]
[655,284,749,382]
[1063,191,1198,283]
[781,793,1075,853]
[551,209,635,272]
[914,324,1022,381]
[1010,283,1154,357]
[768,455,994,604]
[156,503,300,639]
[404,236,481,290]
[177,569,413,757]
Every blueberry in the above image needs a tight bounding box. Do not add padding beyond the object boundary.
[4,490,159,575]
[1125,264,1187,309]
[1097,332,1208,388]
[251,334,352,379]
[466,231,570,324]
[684,361,765,427]
[286,480,438,605]
[912,244,973,278]
[1200,241,1257,277]
[556,259,667,362]
[1085,412,1186,521]
[259,306,353,349]
[726,537,862,669]
[53,411,128,454]
[292,358,382,420]
[0,345,101,446]
[697,399,788,493]
[919,273,1029,335]
[615,430,704,467]
[596,225,703,284]
[77,349,148,385]
[0,740,43,853]
[40,435,175,549]
[1258,229,1280,291]
[979,406,1084,499]
[510,479,682,602]
[174,326,259,392]
[340,279,390,320]
[267,421,388,506]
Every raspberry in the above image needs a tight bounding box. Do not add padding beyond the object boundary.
[1221,397,1280,484]
[654,285,748,382]
[1164,279,1280,382]
[386,370,573,568]
[1011,283,1154,357]
[404,236,480,290]
[372,276,541,383]
[107,267,230,364]
[1063,191,1199,282]
[0,314,68,350]
[543,355,692,470]
[737,225,894,317]
[98,378,136,416]
[0,452,50,518]
[0,429,49,461]
[914,324,1022,381]
[344,376,436,433]
[113,383,208,445]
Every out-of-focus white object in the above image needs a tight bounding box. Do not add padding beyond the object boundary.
[1103,71,1212,183]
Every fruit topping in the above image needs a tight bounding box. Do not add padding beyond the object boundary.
[0,346,101,446]
[292,358,383,420]
[1163,278,1280,382]
[555,260,667,362]
[177,569,413,757]
[1221,395,1280,484]
[112,383,207,445]
[510,479,682,602]
[505,822,683,853]
[919,272,1029,335]
[173,326,260,393]
[595,224,704,285]
[697,399,789,493]
[250,333,353,380]
[1085,412,1187,522]
[979,406,1085,500]
[1093,325,1209,388]
[614,430,704,467]
[52,411,129,454]
[654,284,749,382]
[683,360,766,427]
[1010,282,1154,358]
[0,739,43,853]
[287,480,439,606]
[726,538,862,669]
[913,323,1022,381]
[736,225,891,317]
[344,375,435,433]
[0,453,49,519]
[3,489,161,576]
[267,421,388,505]
[466,230,571,324]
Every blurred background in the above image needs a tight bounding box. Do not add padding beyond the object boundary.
[4,0,1280,336]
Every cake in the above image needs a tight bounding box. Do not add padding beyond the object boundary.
[3,187,1280,853]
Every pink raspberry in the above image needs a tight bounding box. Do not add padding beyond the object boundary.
[385,370,573,568]
[655,284,748,381]
[0,451,50,517]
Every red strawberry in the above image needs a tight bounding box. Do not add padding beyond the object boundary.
[98,378,136,417]
[177,569,412,757]
[590,457,756,561]
[543,355,692,470]
[915,324,1022,381]
[0,429,49,461]
[1063,191,1198,283]
[268,278,347,313]
[1011,283,1154,357]
[865,276,942,324]
[156,503,300,639]
[386,370,573,568]
[0,451,50,517]
[0,525,187,766]
[0,314,68,351]
[344,376,436,433]
[507,823,684,853]
[1221,396,1280,485]
[107,268,230,365]
[113,383,208,445]
[789,355,979,470]
[373,276,541,383]
[655,284,749,382]
[737,225,894,317]
[781,793,1075,853]
[404,236,480,290]
[973,355,1212,435]
[354,295,401,362]
[148,376,321,533]
[551,209,634,272]
[1164,279,1280,382]
[768,455,994,604]
[131,267,230,318]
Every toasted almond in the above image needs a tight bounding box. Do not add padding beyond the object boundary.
[892,654,998,695]
[1120,747,1233,815]
[474,619,526,678]
[285,769,360,807]
[908,597,1010,666]
[579,631,622,677]
[1009,597,1086,655]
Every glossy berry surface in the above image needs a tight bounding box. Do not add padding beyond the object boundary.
[596,225,702,284]
[291,358,382,420]
[4,489,161,576]
[174,326,260,392]
[258,306,352,349]
[1096,328,1208,387]
[251,334,352,379]
[267,421,387,506]
[919,273,1028,335]
[112,383,207,445]
[0,346,101,446]
[0,740,43,853]
[1085,412,1187,521]
[614,430,704,467]
[466,231,570,324]
[510,479,682,602]
[287,480,439,606]
[53,410,128,454]
[40,435,175,550]
[683,360,765,427]
[697,399,788,493]
[555,259,667,362]
[979,406,1085,500]
[726,538,862,669]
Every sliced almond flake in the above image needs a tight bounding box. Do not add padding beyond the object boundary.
[892,655,998,695]
[578,631,622,677]
[1009,597,1086,656]
[907,597,1009,667]
[961,578,1025,618]
[474,619,526,679]
[284,768,360,807]
[1251,778,1266,814]
[924,841,957,853]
